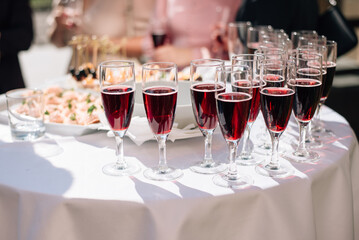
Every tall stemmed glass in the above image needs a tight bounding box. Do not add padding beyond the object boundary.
[189,59,227,174]
[256,59,295,178]
[142,62,183,181]
[227,22,252,58]
[231,54,262,164]
[213,65,253,188]
[312,40,337,137]
[99,60,140,176]
[288,53,323,162]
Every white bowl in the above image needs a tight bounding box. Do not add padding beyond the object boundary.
[133,81,196,128]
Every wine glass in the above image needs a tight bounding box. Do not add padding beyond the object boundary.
[227,22,252,58]
[151,17,168,48]
[312,40,337,137]
[213,65,253,189]
[231,54,262,165]
[99,60,140,176]
[142,62,183,181]
[291,30,318,49]
[288,53,323,163]
[189,59,227,174]
[255,59,295,178]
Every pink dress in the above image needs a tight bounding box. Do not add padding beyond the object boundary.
[143,0,242,59]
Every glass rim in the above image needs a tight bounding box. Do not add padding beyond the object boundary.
[5,88,43,99]
[228,21,251,27]
[142,62,178,71]
[216,64,250,73]
[99,60,135,68]
[190,58,224,67]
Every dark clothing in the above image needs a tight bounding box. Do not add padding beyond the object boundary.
[236,0,319,35]
[0,0,33,94]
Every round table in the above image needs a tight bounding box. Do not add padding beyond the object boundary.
[0,106,358,240]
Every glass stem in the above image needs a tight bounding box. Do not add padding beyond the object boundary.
[156,134,168,173]
[204,129,214,164]
[228,141,239,180]
[241,123,253,157]
[114,132,127,169]
[296,122,309,154]
[268,132,282,170]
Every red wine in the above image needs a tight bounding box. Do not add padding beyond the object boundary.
[232,80,261,123]
[101,86,134,131]
[263,74,285,88]
[321,62,336,100]
[216,92,252,141]
[260,87,294,133]
[152,33,167,48]
[191,83,225,130]
[143,86,177,135]
[247,42,260,54]
[290,79,321,122]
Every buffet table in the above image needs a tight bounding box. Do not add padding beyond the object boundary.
[0,105,358,240]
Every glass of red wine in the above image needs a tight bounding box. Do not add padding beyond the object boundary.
[213,65,253,189]
[231,54,262,165]
[189,59,227,174]
[255,59,295,178]
[142,62,183,181]
[288,53,323,163]
[151,18,167,48]
[99,60,140,176]
[312,40,337,137]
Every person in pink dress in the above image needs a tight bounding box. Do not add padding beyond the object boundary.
[123,0,242,68]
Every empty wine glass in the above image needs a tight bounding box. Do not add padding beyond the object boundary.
[213,65,253,189]
[227,21,252,58]
[142,62,183,181]
[189,59,227,174]
[255,59,295,178]
[99,60,140,176]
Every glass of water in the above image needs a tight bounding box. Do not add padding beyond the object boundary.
[6,88,45,141]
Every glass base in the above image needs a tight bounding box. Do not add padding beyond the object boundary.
[103,161,140,176]
[305,137,323,149]
[144,166,183,181]
[190,161,227,174]
[213,173,253,189]
[282,150,319,164]
[255,162,294,178]
[312,128,334,139]
[236,153,262,166]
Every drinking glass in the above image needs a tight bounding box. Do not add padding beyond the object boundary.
[6,88,45,141]
[288,53,323,162]
[213,66,253,189]
[227,22,252,58]
[312,40,337,137]
[151,17,168,48]
[247,27,260,54]
[231,54,262,164]
[291,30,318,49]
[99,60,140,176]
[189,59,227,174]
[255,59,295,178]
[142,62,183,181]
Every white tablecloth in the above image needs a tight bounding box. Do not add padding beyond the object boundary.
[0,106,358,240]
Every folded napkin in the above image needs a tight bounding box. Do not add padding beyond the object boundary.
[99,114,202,146]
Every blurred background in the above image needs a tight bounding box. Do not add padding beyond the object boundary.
[20,0,359,137]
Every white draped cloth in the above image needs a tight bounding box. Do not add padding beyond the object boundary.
[0,106,358,240]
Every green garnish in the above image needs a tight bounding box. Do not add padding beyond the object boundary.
[44,110,49,115]
[22,99,26,105]
[67,99,72,109]
[86,93,92,103]
[58,92,63,98]
[87,105,97,115]
[70,113,76,121]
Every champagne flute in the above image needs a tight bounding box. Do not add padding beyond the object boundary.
[231,54,262,164]
[227,22,252,58]
[142,62,183,181]
[189,59,227,174]
[288,53,323,162]
[213,65,253,189]
[255,59,295,178]
[312,40,337,137]
[99,60,140,176]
